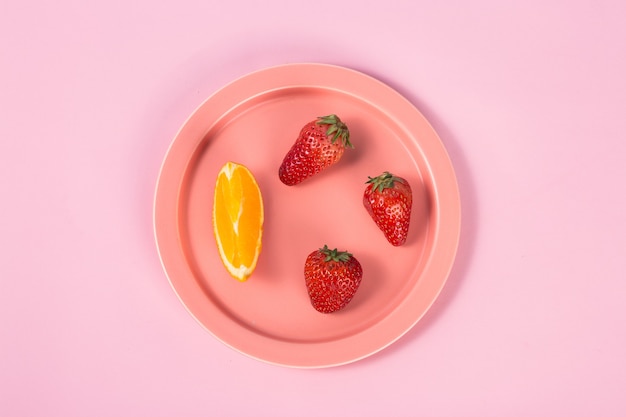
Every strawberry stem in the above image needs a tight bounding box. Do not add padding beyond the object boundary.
[319,245,352,263]
[316,114,353,149]
[366,171,402,193]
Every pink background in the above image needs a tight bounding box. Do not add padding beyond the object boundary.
[1,1,625,416]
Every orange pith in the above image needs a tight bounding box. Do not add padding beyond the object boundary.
[212,162,264,281]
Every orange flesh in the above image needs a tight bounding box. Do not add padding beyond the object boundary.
[213,162,264,281]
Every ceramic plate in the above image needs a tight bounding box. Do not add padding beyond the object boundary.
[154,63,461,368]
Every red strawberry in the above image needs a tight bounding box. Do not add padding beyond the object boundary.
[304,245,363,313]
[278,114,352,185]
[363,172,412,246]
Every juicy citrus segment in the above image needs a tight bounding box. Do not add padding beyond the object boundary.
[212,162,264,281]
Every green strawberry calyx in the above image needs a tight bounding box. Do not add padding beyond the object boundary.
[366,171,403,193]
[316,114,353,149]
[319,245,352,263]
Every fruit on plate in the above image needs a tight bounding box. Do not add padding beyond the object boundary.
[278,114,353,185]
[212,161,264,281]
[363,171,412,246]
[304,245,363,313]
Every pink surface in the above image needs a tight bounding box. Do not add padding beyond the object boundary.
[1,0,625,415]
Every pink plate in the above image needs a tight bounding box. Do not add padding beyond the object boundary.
[153,63,461,368]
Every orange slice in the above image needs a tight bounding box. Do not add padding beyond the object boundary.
[212,162,264,281]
